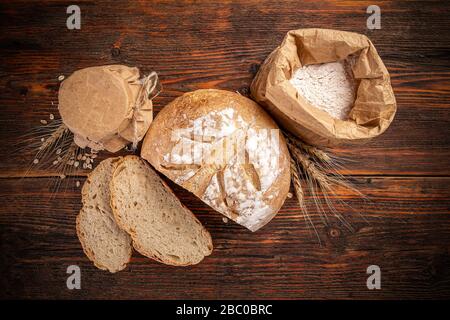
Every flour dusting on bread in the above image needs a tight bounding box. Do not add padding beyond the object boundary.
[143,90,291,232]
[161,107,283,230]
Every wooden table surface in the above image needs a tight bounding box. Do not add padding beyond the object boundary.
[0,0,449,299]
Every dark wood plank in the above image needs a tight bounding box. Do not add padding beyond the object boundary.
[1,176,449,299]
[1,0,449,301]
[0,0,449,177]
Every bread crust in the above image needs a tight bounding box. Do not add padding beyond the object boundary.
[109,155,213,266]
[141,89,291,231]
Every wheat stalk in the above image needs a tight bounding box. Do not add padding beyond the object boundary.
[290,157,304,207]
[285,132,365,237]
[38,123,68,152]
[17,115,99,194]
[285,131,332,164]
[290,156,323,245]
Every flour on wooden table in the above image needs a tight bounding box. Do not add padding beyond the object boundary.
[289,60,356,120]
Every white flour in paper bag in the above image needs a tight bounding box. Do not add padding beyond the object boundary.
[289,60,356,120]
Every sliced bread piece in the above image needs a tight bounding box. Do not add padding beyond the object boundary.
[110,156,213,266]
[76,157,132,273]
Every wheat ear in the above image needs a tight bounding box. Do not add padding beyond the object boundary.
[38,123,68,151]
[285,131,332,163]
[290,156,322,245]
[286,134,357,232]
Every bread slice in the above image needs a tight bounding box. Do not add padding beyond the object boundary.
[110,156,213,266]
[76,157,132,273]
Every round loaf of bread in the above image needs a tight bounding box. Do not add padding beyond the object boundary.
[141,89,290,231]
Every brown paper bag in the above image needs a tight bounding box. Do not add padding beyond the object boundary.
[250,28,397,147]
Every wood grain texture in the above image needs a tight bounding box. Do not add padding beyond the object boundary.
[1,176,449,299]
[0,0,449,299]
[0,0,449,177]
